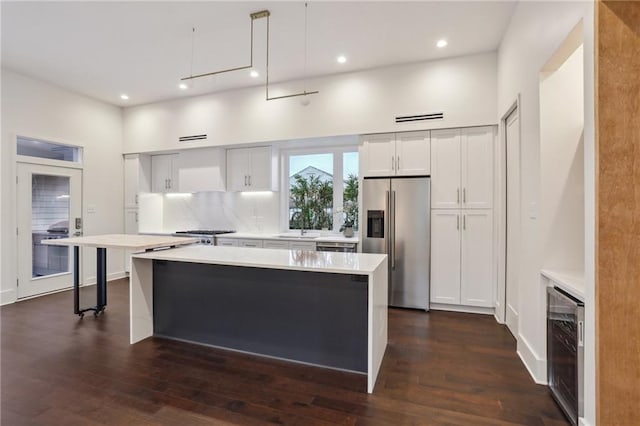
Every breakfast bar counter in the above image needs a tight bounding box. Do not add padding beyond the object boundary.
[130,245,388,393]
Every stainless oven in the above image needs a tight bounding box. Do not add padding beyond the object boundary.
[547,286,584,426]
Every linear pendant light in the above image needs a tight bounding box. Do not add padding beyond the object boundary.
[179,7,318,102]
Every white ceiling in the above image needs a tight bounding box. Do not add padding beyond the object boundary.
[1,1,516,107]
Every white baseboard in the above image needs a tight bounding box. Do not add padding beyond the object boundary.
[0,288,17,306]
[578,417,592,426]
[430,303,495,315]
[517,333,547,384]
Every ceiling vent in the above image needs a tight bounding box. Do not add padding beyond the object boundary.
[395,112,444,124]
[178,134,207,143]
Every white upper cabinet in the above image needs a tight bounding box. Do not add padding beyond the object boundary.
[123,154,150,208]
[226,146,277,192]
[176,147,226,193]
[151,154,179,193]
[431,129,462,209]
[395,131,431,176]
[360,131,430,177]
[431,126,494,209]
[461,127,494,209]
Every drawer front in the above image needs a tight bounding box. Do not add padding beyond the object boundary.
[216,238,238,247]
[263,241,290,250]
[289,242,316,251]
[238,239,264,248]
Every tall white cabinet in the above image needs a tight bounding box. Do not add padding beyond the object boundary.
[430,126,495,310]
[123,154,151,272]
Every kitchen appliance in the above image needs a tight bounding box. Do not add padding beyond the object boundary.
[173,230,236,245]
[362,177,430,310]
[316,242,357,253]
[547,286,584,426]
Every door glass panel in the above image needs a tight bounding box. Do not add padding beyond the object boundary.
[31,174,70,278]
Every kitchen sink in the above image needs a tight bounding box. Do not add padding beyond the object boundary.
[276,233,319,240]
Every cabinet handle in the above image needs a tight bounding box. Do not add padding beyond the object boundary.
[391,156,395,171]
[168,178,172,189]
[135,212,138,223]
[463,188,466,203]
[463,214,466,230]
[135,194,138,204]
[248,175,251,186]
[457,215,460,230]
[164,179,168,189]
[244,175,247,186]
[397,156,400,170]
[457,188,460,204]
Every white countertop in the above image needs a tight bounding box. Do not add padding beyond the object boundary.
[42,234,199,250]
[133,245,385,274]
[216,232,360,244]
[541,269,585,301]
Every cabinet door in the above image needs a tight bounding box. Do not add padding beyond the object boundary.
[430,210,461,304]
[226,148,249,192]
[151,154,177,193]
[216,238,238,247]
[123,208,138,273]
[124,155,139,208]
[248,147,274,191]
[263,240,290,250]
[238,239,263,248]
[361,134,396,177]
[396,131,430,176]
[462,127,494,209]
[461,210,494,307]
[431,129,461,209]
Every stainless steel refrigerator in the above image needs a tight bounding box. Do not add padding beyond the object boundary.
[362,177,430,310]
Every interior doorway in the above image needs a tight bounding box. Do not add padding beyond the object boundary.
[16,162,83,298]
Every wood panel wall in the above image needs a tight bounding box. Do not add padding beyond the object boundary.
[596,1,640,424]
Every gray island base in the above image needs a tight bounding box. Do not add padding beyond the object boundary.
[130,246,388,393]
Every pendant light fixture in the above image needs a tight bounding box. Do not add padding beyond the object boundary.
[179,5,318,102]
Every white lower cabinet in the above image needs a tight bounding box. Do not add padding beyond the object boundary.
[238,239,263,248]
[289,241,316,251]
[216,238,238,247]
[263,240,290,250]
[430,209,493,308]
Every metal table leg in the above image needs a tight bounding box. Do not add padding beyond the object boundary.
[75,246,108,318]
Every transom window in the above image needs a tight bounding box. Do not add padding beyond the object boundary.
[284,147,359,232]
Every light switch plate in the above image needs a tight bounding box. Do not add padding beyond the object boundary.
[528,202,538,219]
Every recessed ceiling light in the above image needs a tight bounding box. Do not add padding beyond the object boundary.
[250,70,259,78]
[337,55,347,64]
[120,94,129,100]
[178,83,188,90]
[437,39,448,48]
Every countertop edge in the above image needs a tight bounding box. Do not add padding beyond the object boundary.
[540,269,585,301]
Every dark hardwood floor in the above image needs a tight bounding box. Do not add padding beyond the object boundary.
[1,279,567,425]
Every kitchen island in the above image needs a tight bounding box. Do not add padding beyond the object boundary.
[130,245,388,393]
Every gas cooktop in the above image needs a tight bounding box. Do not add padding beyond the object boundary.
[174,230,236,236]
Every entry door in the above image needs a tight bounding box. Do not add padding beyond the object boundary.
[17,163,82,298]
[505,108,520,337]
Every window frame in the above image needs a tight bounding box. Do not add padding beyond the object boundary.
[281,145,358,233]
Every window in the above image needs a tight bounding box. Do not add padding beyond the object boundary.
[285,147,358,232]
[17,136,82,163]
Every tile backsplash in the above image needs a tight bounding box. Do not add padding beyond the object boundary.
[138,191,280,233]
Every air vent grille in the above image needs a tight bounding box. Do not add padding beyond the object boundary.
[395,112,444,123]
[178,134,207,143]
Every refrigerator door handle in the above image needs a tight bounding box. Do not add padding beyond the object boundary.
[386,190,391,261]
[391,191,396,270]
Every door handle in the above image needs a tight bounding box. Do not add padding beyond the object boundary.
[386,190,391,265]
[391,191,396,270]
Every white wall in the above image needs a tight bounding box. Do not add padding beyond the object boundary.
[540,45,585,273]
[123,52,498,153]
[497,2,595,426]
[1,69,125,304]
